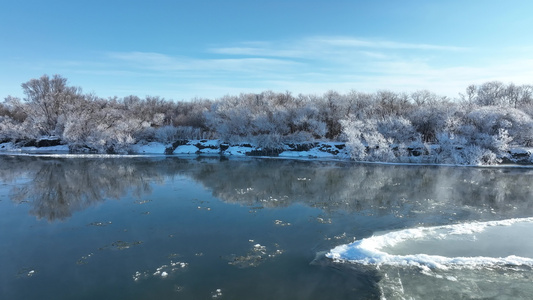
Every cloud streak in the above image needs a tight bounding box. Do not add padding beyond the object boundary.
[209,36,468,59]
[107,51,300,73]
[307,36,468,51]
[20,36,529,100]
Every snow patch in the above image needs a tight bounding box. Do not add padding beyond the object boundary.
[199,147,220,154]
[174,144,199,154]
[279,149,335,158]
[20,145,70,152]
[0,142,69,153]
[0,142,15,151]
[510,147,531,155]
[222,146,253,156]
[131,142,168,154]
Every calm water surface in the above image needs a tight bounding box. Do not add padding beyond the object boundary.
[1,155,533,299]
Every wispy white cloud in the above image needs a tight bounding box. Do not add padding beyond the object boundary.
[108,52,181,69]
[107,51,300,73]
[209,47,306,58]
[209,36,468,60]
[307,36,468,51]
[358,51,391,60]
[10,36,529,100]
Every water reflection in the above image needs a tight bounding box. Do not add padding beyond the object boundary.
[190,160,533,222]
[1,156,170,221]
[2,155,533,222]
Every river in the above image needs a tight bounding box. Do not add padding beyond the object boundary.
[1,155,533,299]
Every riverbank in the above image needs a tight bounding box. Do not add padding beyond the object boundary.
[0,139,350,160]
[1,138,532,165]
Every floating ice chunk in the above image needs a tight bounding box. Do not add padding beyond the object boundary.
[211,288,223,298]
[228,241,283,268]
[327,217,533,269]
[316,217,332,224]
[133,271,143,281]
[253,244,266,252]
[133,260,188,282]
[274,219,291,226]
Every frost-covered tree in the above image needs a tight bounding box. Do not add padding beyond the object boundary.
[3,75,533,163]
[505,83,533,108]
[205,91,327,147]
[373,90,412,117]
[170,99,210,129]
[432,132,501,165]
[0,95,48,140]
[461,81,533,108]
[316,91,345,139]
[460,106,531,148]
[410,90,442,106]
[21,74,83,136]
[62,96,107,149]
[341,117,396,162]
[376,116,418,145]
[1,96,28,123]
[409,101,457,143]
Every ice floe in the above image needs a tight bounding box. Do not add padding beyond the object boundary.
[327,217,533,269]
[133,261,188,281]
[226,241,284,268]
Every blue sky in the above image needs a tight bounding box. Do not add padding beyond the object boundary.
[1,0,532,101]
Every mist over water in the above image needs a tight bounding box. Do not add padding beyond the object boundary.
[1,155,533,299]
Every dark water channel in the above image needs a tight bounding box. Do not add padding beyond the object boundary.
[1,155,533,299]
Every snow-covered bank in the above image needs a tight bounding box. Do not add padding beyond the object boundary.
[137,140,352,159]
[0,139,350,159]
[0,141,70,153]
[2,138,533,165]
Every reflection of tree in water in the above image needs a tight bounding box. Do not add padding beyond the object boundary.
[3,155,533,222]
[2,156,182,221]
[189,160,533,221]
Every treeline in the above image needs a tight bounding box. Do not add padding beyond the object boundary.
[1,75,533,164]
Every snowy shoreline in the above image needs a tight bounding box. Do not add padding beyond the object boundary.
[1,139,533,166]
[0,139,350,160]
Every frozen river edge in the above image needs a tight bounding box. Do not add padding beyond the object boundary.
[2,139,533,165]
[0,139,350,159]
